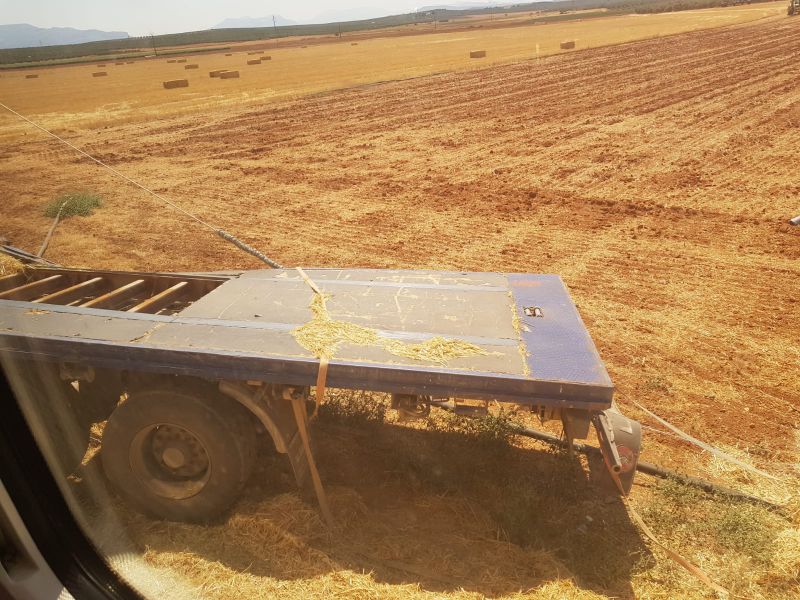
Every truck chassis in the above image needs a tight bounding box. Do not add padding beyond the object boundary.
[0,257,641,522]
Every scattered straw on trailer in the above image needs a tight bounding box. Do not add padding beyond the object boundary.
[292,292,491,365]
[0,255,23,276]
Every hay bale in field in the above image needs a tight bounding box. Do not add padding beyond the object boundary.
[560,40,575,50]
[167,59,177,63]
[163,79,189,89]
[176,58,187,63]
[96,63,106,67]
[219,70,240,79]
[350,42,358,46]
[114,61,124,65]
[126,61,134,64]
[209,69,228,78]
[262,55,272,60]
[246,59,261,65]
[184,64,199,69]
[92,71,108,77]
[247,51,259,55]
[225,53,233,56]
[25,74,39,79]
[469,50,486,58]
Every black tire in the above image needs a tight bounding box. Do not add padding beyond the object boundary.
[101,384,256,522]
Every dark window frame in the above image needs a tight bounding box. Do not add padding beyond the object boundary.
[0,366,141,600]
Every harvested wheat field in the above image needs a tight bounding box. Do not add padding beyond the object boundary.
[0,3,786,133]
[1,8,800,600]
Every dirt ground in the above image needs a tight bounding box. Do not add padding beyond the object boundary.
[2,10,799,600]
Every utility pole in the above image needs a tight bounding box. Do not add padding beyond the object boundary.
[273,15,279,47]
[150,33,158,56]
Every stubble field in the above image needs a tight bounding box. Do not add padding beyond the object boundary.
[0,2,786,131]
[1,5,799,599]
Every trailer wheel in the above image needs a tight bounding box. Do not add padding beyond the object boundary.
[101,385,256,522]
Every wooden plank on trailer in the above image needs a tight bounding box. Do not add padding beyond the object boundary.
[0,275,63,301]
[81,279,145,309]
[128,281,188,314]
[33,277,105,305]
[0,273,26,292]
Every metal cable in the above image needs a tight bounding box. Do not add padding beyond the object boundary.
[1,101,283,268]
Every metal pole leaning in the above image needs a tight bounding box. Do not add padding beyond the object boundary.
[216,230,284,269]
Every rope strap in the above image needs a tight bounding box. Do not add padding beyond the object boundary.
[289,266,334,526]
[288,392,335,528]
[314,357,328,419]
[601,440,729,596]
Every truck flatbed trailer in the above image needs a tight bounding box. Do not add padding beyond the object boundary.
[0,260,641,523]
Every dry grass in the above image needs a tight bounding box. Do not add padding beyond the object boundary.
[291,292,491,365]
[0,254,24,276]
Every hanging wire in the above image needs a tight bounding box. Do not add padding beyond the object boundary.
[0,101,284,269]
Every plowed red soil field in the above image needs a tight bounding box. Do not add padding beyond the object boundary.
[1,13,798,600]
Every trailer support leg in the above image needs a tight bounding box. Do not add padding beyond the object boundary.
[562,417,574,458]
[219,380,334,526]
[287,389,334,528]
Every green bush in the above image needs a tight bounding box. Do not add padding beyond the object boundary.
[44,192,103,218]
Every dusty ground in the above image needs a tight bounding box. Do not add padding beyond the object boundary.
[2,10,799,600]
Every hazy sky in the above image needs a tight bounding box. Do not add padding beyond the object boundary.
[0,1,430,36]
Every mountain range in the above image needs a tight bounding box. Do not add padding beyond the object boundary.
[213,15,298,29]
[214,6,429,28]
[0,23,128,49]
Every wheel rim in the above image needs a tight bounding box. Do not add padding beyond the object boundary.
[129,423,211,500]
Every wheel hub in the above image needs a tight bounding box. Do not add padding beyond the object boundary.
[161,447,186,469]
[150,424,209,478]
[129,423,212,500]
